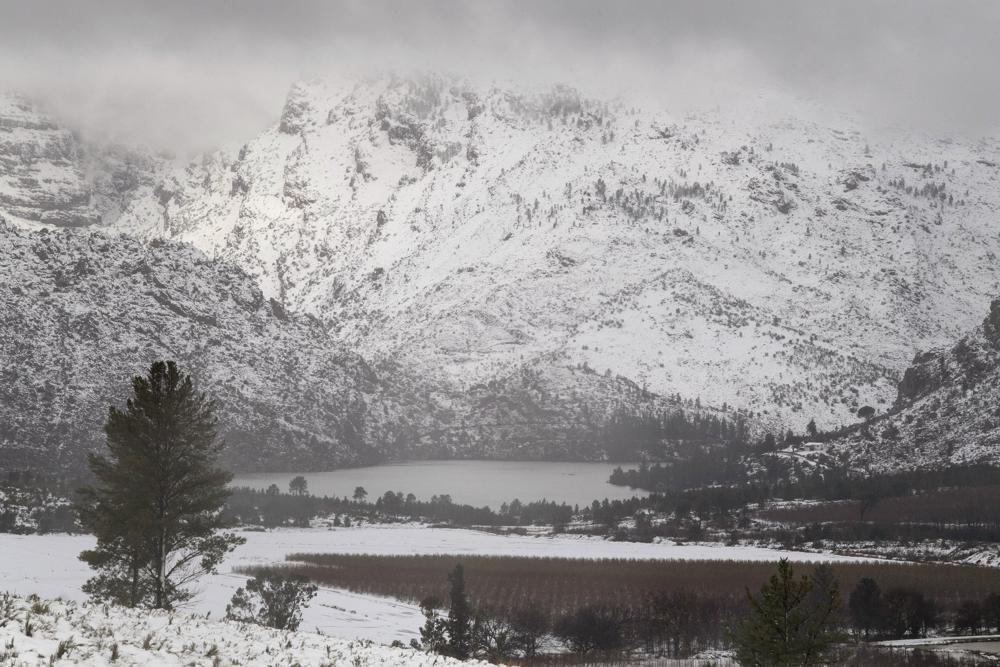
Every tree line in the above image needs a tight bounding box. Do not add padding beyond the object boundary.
[223,485,577,529]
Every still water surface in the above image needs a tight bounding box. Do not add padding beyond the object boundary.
[232,460,645,508]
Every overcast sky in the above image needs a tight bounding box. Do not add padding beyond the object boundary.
[1,0,997,154]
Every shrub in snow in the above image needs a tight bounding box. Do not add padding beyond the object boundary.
[225,571,318,631]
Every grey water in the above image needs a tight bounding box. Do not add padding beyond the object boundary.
[231,460,646,508]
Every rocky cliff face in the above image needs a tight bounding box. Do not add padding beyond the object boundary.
[0,95,159,228]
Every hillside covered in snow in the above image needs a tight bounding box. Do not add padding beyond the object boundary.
[0,593,486,667]
[0,216,711,472]
[0,218,435,472]
[824,297,1000,471]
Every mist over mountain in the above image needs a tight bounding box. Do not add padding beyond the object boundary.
[3,1,1000,155]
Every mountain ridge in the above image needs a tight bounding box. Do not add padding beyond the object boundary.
[115,74,1000,430]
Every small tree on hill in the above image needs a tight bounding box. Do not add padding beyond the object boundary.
[416,596,448,652]
[417,564,474,658]
[225,570,318,630]
[473,613,518,662]
[77,361,244,609]
[353,486,368,502]
[730,559,842,666]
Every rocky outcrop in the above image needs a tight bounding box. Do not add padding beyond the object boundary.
[829,296,1000,472]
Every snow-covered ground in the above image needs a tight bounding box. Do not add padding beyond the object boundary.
[0,593,490,667]
[876,635,1000,658]
[0,525,875,646]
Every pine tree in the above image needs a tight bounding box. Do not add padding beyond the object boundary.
[416,596,448,652]
[730,559,843,666]
[77,361,244,609]
[446,564,472,659]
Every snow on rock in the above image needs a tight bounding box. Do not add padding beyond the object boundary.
[6,74,1000,466]
[0,94,160,229]
[0,593,487,666]
[822,296,1000,471]
[110,74,1000,432]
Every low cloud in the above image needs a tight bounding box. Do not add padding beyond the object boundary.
[1,0,996,154]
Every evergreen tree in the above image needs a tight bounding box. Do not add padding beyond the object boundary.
[446,564,472,659]
[416,596,448,652]
[806,418,818,438]
[77,361,244,609]
[730,559,842,666]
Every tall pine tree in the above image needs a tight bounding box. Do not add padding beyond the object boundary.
[730,559,843,666]
[77,361,244,609]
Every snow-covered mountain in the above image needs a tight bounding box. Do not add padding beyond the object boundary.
[112,74,1000,431]
[3,74,1000,471]
[0,215,704,473]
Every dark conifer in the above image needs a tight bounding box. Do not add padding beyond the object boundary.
[446,564,472,659]
[77,361,244,609]
[730,559,842,666]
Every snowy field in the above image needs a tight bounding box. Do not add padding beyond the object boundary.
[0,525,875,645]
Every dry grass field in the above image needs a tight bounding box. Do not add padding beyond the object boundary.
[239,554,1000,622]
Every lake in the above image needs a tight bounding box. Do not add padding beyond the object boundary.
[231,460,645,508]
